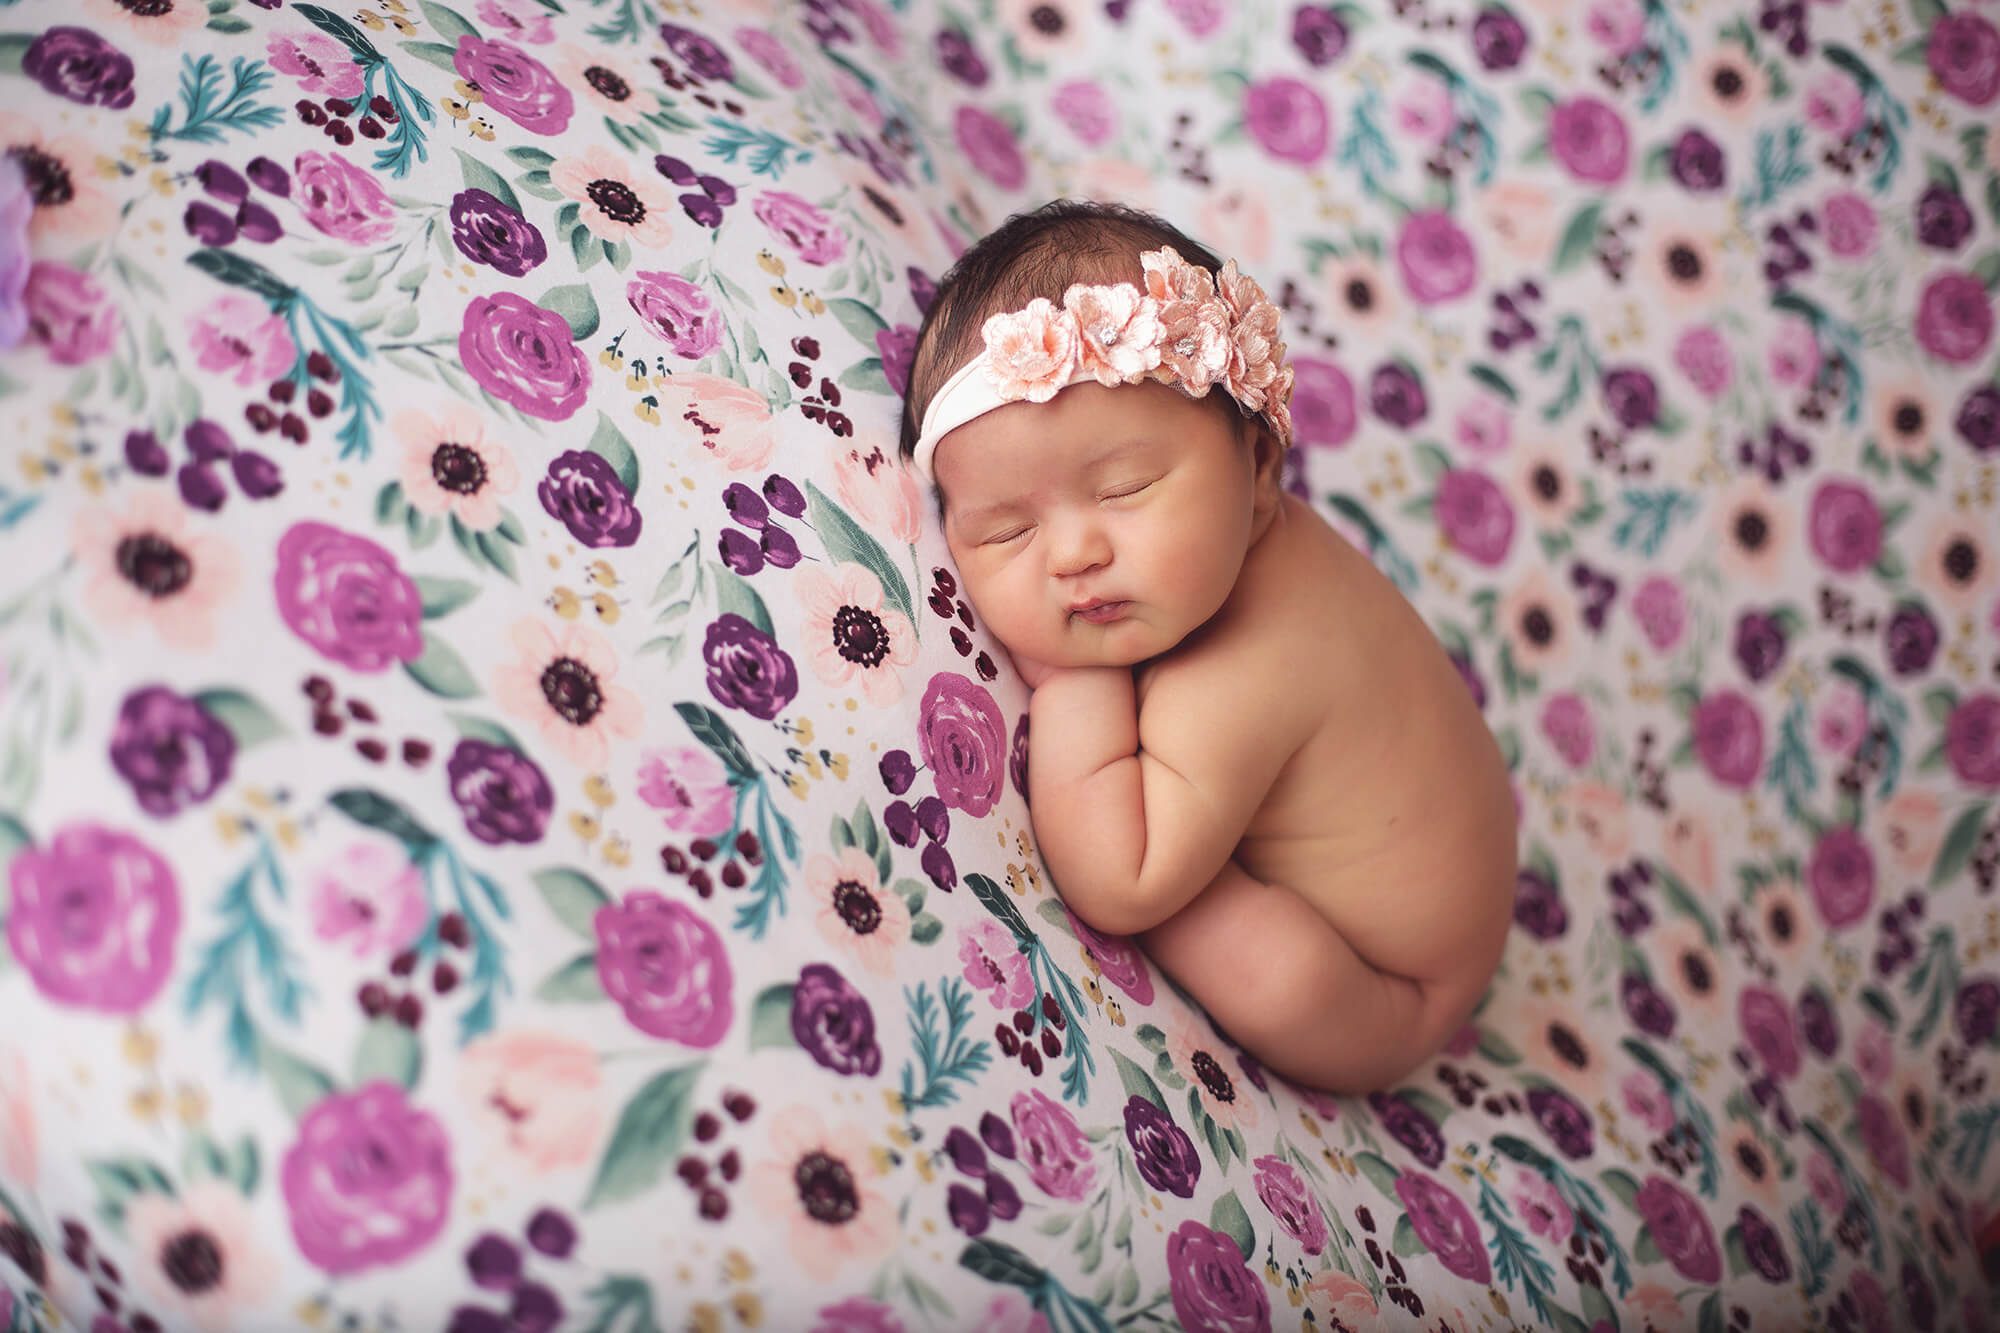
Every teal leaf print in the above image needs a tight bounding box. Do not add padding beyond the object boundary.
[537,954,607,1002]
[748,982,796,1049]
[404,629,482,699]
[328,788,437,852]
[448,712,528,753]
[1209,1190,1254,1260]
[583,1062,705,1210]
[827,296,888,346]
[586,411,640,496]
[1933,802,1991,887]
[1109,1049,1168,1114]
[896,976,992,1110]
[1552,202,1603,274]
[193,688,285,749]
[805,481,915,629]
[418,0,478,41]
[533,867,614,939]
[148,54,282,144]
[413,575,481,619]
[673,702,757,784]
[960,1238,1044,1289]
[85,1157,176,1225]
[1609,488,1697,556]
[352,1018,423,1090]
[260,1039,339,1121]
[578,1275,664,1333]
[712,566,774,637]
[542,285,603,343]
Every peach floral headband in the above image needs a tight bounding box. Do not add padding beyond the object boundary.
[910,246,1296,480]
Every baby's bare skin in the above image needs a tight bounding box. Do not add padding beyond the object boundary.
[936,377,1515,1093]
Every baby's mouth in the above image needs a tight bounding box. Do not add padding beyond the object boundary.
[1069,599,1131,625]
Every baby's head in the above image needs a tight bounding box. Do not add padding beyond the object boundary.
[899,199,1295,670]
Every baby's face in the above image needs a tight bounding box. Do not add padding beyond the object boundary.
[935,379,1270,670]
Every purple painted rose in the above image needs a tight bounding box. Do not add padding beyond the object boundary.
[1124,1095,1200,1197]
[1011,1089,1095,1200]
[733,26,801,89]
[1251,1155,1327,1255]
[1244,76,1330,164]
[1798,985,1840,1057]
[790,961,881,1076]
[1540,692,1594,767]
[274,521,424,672]
[1622,971,1677,1037]
[1165,1221,1269,1333]
[936,28,988,87]
[7,823,179,1013]
[1808,826,1874,930]
[1601,366,1660,429]
[1395,211,1478,304]
[1067,909,1154,1004]
[24,26,135,108]
[1514,868,1568,940]
[752,190,846,265]
[1927,12,2000,106]
[875,323,917,398]
[1947,695,2000,787]
[109,686,235,817]
[293,151,395,244]
[453,37,572,134]
[1369,1092,1444,1166]
[627,270,722,359]
[446,739,553,845]
[450,188,546,277]
[1668,127,1726,191]
[1886,602,1940,675]
[1528,1085,1593,1159]
[594,891,732,1047]
[1009,713,1030,800]
[1958,384,2000,455]
[1916,182,1974,251]
[282,1083,451,1274]
[703,613,798,720]
[1739,985,1800,1080]
[1691,689,1763,788]
[954,106,1026,189]
[1954,976,2000,1046]
[1293,4,1350,66]
[1737,1205,1789,1283]
[1436,468,1516,567]
[918,672,1005,817]
[1369,361,1428,427]
[1915,271,1995,365]
[1550,95,1630,184]
[539,449,643,549]
[1855,1093,1909,1187]
[1394,1171,1490,1281]
[1734,610,1786,682]
[459,293,590,422]
[1635,1175,1719,1282]
[1807,479,1882,573]
[1472,6,1528,69]
[1288,356,1357,449]
[659,22,732,80]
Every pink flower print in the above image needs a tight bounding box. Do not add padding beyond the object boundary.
[1540,692,1595,768]
[834,443,924,545]
[1672,324,1733,397]
[1394,71,1454,147]
[307,839,426,959]
[1063,282,1162,386]
[1454,389,1511,455]
[23,261,118,366]
[1766,315,1820,387]
[960,919,1032,1010]
[799,563,916,705]
[293,150,395,245]
[655,373,777,472]
[281,1083,452,1274]
[1586,0,1646,54]
[1804,67,1865,138]
[7,822,180,1014]
[1510,1164,1574,1242]
[1822,191,1879,259]
[636,745,734,837]
[188,292,297,389]
[476,0,554,43]
[1816,681,1867,758]
[266,31,362,98]
[980,297,1080,403]
[1620,1068,1675,1133]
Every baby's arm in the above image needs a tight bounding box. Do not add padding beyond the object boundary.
[1025,663,1295,937]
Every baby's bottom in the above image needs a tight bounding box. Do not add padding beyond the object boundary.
[1140,859,1471,1095]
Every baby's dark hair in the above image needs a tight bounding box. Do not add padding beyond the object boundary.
[897,198,1228,462]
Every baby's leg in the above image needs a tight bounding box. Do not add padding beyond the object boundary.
[1140,860,1471,1094]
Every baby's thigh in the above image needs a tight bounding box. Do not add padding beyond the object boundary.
[1139,861,1346,1027]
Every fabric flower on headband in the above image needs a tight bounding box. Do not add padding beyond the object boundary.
[913,245,1296,480]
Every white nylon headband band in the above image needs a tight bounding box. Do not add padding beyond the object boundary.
[908,245,1295,481]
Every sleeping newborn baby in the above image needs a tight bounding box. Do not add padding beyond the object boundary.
[899,200,1516,1093]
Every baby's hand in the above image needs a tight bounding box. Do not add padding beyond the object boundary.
[1008,651,1062,690]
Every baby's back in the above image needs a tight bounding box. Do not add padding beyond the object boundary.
[1137,493,1517,984]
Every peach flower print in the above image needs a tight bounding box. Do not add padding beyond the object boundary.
[747,1105,895,1281]
[798,563,917,706]
[805,844,911,977]
[73,490,242,653]
[459,1030,607,1171]
[1165,1013,1260,1134]
[493,618,644,770]
[655,373,777,472]
[124,1182,279,1328]
[395,403,520,531]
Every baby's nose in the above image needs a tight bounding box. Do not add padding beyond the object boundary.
[1047,517,1111,578]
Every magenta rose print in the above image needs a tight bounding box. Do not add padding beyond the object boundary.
[1633,1174,1720,1283]
[1009,1088,1094,1201]
[281,1083,452,1275]
[273,521,424,672]
[917,672,1006,817]
[459,293,591,422]
[7,822,181,1013]
[1165,1219,1269,1333]
[592,890,732,1046]
[452,36,574,135]
[1394,1170,1491,1282]
[1251,1154,1328,1255]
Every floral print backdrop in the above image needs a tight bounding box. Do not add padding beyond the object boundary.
[3,0,2000,1328]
